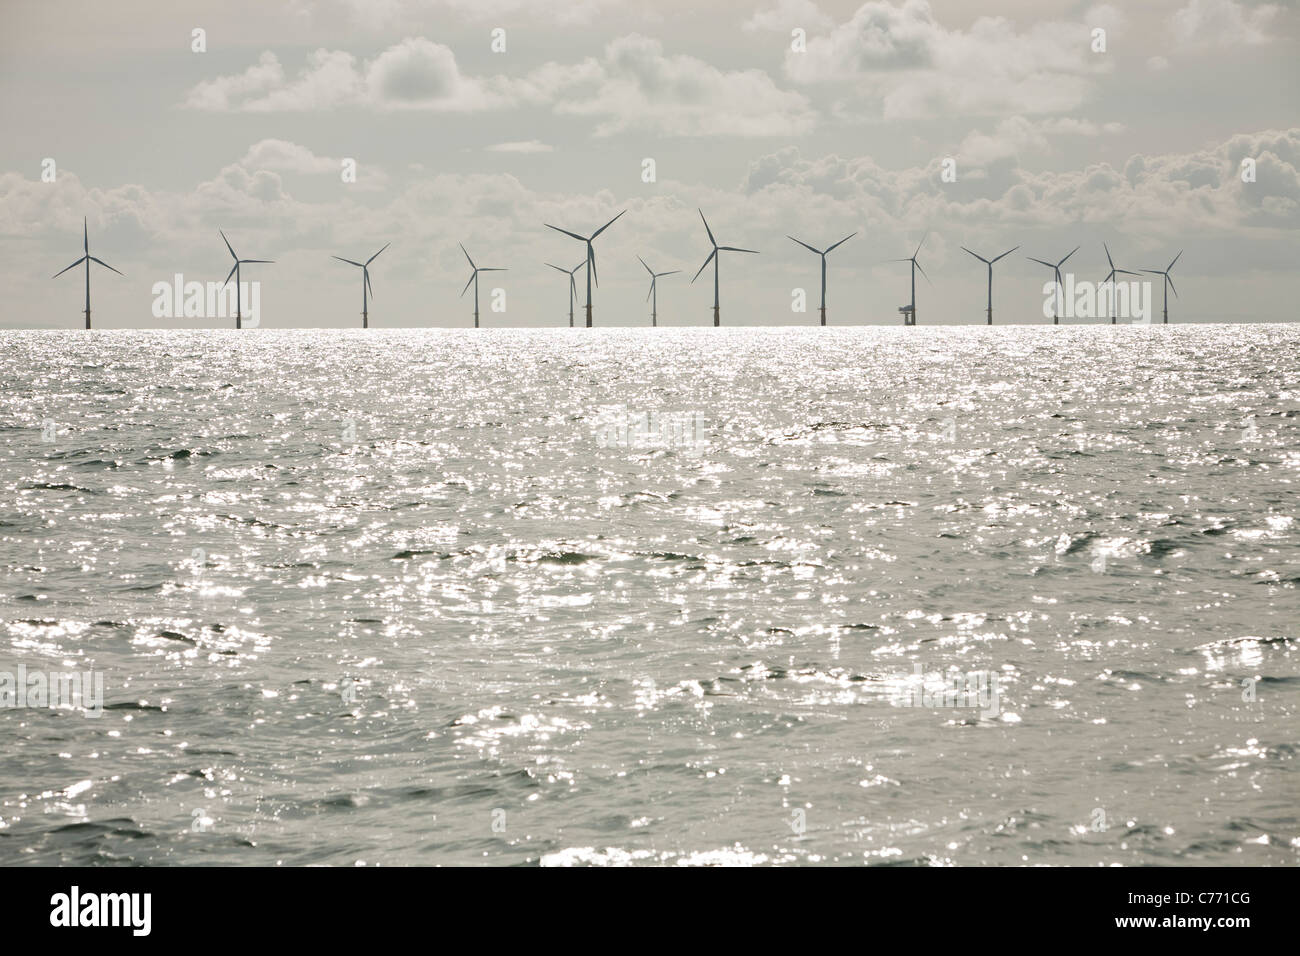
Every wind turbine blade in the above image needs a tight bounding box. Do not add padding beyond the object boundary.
[545,223,587,242]
[1103,242,1115,271]
[221,262,239,289]
[698,209,716,247]
[366,242,390,266]
[915,260,931,284]
[1167,275,1178,298]
[480,267,507,272]
[1116,269,1141,276]
[333,256,364,267]
[591,210,626,239]
[88,256,123,276]
[1027,257,1055,269]
[241,259,274,264]
[826,232,857,253]
[991,245,1020,263]
[220,230,238,262]
[719,246,758,254]
[460,271,476,297]
[1168,250,1182,272]
[365,269,374,300]
[788,236,821,255]
[1100,270,1116,285]
[589,247,598,287]
[1058,245,1080,267]
[573,260,586,274]
[646,280,654,303]
[658,270,681,277]
[545,262,568,274]
[1141,269,1164,276]
[638,255,654,276]
[961,246,988,264]
[691,249,716,282]
[52,256,87,279]
[913,232,927,258]
[460,243,475,269]
[83,218,88,254]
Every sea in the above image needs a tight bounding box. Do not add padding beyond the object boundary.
[1,325,1296,866]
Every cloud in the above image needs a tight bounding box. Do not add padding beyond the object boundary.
[542,34,814,137]
[485,141,555,153]
[743,0,833,32]
[183,34,813,137]
[1171,0,1280,49]
[784,0,1112,120]
[241,139,340,174]
[183,38,507,112]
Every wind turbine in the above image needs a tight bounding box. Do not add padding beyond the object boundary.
[638,256,680,327]
[52,217,123,329]
[459,244,506,328]
[788,232,856,325]
[332,243,389,328]
[544,211,625,327]
[691,209,758,327]
[1142,251,1182,324]
[545,260,586,327]
[960,244,1019,325]
[1100,243,1141,325]
[1026,246,1079,324]
[219,231,273,330]
[889,234,928,325]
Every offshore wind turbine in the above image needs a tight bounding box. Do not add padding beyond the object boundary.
[1100,243,1141,325]
[1026,246,1079,324]
[219,231,273,330]
[544,211,625,327]
[545,260,586,327]
[1142,251,1182,324]
[889,234,928,325]
[638,256,680,327]
[332,243,389,328]
[960,244,1019,324]
[691,209,758,327]
[459,244,506,328]
[788,232,856,325]
[52,217,123,329]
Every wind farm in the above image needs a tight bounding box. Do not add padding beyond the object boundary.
[1027,246,1080,325]
[332,243,389,328]
[52,218,123,330]
[459,244,506,328]
[544,211,625,327]
[638,256,680,327]
[692,209,758,327]
[219,231,273,330]
[788,232,856,326]
[961,244,1019,325]
[1144,252,1183,324]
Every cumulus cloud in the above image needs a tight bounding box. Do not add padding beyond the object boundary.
[784,0,1112,120]
[1171,0,1281,49]
[743,0,834,32]
[183,39,508,112]
[184,34,814,137]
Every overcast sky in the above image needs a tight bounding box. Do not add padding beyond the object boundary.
[1,0,1296,328]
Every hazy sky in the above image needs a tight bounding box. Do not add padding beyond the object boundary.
[1,0,1296,327]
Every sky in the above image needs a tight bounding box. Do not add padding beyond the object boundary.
[1,0,1297,328]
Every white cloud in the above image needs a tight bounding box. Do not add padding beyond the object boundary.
[743,0,833,33]
[784,0,1112,120]
[485,141,555,153]
[183,34,814,137]
[1171,0,1280,49]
